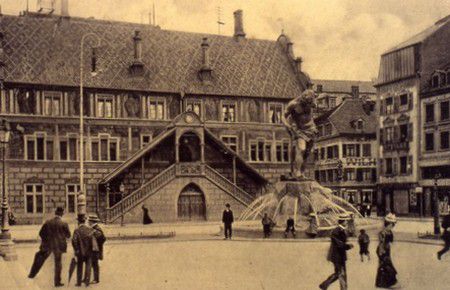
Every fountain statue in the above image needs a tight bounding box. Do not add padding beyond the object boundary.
[238,89,374,237]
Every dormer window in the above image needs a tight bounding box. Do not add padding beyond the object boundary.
[432,74,440,88]
[356,119,363,130]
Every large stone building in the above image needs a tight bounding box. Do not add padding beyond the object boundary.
[375,15,450,216]
[311,98,377,211]
[0,8,311,224]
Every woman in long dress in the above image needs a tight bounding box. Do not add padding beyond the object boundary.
[375,213,400,288]
[142,205,153,225]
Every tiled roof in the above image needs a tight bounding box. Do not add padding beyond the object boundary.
[316,98,377,135]
[0,14,306,98]
[383,15,450,55]
[312,79,376,94]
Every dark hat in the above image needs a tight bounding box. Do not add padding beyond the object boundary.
[77,214,86,223]
[88,214,101,223]
[55,207,64,216]
[225,203,231,208]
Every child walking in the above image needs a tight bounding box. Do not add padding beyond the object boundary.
[358,229,370,262]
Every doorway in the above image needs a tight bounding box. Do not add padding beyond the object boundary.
[177,183,206,221]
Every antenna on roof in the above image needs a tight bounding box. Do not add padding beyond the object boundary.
[277,18,285,35]
[148,9,152,25]
[153,2,156,26]
[216,4,225,35]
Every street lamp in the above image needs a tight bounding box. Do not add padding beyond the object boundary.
[433,173,442,235]
[0,118,16,260]
[79,33,101,216]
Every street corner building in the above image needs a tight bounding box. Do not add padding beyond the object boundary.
[0,7,313,224]
[375,15,450,216]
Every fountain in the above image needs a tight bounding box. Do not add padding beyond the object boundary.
[233,90,380,238]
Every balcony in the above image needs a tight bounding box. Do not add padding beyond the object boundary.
[384,141,409,151]
[343,157,377,167]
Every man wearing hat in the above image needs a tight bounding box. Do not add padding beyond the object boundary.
[28,207,71,287]
[89,214,106,284]
[319,213,354,290]
[222,203,234,240]
[438,213,450,260]
[72,215,95,287]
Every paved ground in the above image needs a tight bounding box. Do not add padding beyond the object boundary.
[6,238,450,290]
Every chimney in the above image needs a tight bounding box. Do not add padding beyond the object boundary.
[198,37,212,83]
[61,0,69,17]
[294,57,303,72]
[233,10,246,40]
[129,30,144,76]
[287,42,294,58]
[351,85,359,98]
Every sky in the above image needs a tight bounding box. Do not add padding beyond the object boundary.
[2,0,449,81]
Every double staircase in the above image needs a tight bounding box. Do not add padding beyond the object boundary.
[105,162,255,223]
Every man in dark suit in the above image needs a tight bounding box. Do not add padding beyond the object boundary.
[438,213,450,260]
[89,214,106,284]
[222,203,234,240]
[319,213,354,290]
[72,215,95,287]
[28,207,71,287]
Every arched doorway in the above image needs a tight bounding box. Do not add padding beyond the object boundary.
[177,183,206,221]
[179,132,201,162]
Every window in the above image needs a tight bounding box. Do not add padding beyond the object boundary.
[144,97,165,120]
[356,120,363,130]
[385,97,394,114]
[362,144,371,157]
[25,134,52,161]
[385,158,393,175]
[221,136,238,152]
[324,123,332,136]
[432,75,439,88]
[43,92,62,116]
[400,94,408,106]
[91,135,120,161]
[249,140,271,162]
[320,147,325,160]
[66,184,80,213]
[222,102,236,122]
[343,144,359,157]
[400,156,407,174]
[425,103,435,122]
[25,184,44,214]
[344,169,355,181]
[140,134,152,149]
[97,95,114,118]
[441,101,449,121]
[425,132,434,151]
[275,142,289,162]
[59,136,78,161]
[399,124,408,142]
[185,100,202,118]
[441,131,450,150]
[385,127,394,143]
[327,146,333,159]
[362,169,372,181]
[269,104,283,124]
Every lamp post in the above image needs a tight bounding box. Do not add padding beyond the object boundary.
[433,173,441,235]
[0,118,16,260]
[79,33,101,217]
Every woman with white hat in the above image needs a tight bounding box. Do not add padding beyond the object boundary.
[375,213,400,288]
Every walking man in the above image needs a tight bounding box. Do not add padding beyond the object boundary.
[438,213,450,260]
[319,213,354,290]
[28,207,71,287]
[222,203,234,240]
[89,214,106,284]
[284,216,296,238]
[72,215,95,287]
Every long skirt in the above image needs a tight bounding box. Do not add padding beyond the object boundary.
[375,255,397,288]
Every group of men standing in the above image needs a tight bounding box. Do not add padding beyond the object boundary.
[28,207,106,287]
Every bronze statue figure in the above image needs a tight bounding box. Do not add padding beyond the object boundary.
[283,89,318,179]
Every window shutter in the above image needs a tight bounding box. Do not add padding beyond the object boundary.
[380,128,384,145]
[380,100,385,116]
[408,93,413,110]
[356,144,361,157]
[394,126,400,142]
[408,123,413,141]
[393,158,398,175]
[380,159,384,176]
[407,155,413,175]
[394,95,400,113]
[343,144,347,157]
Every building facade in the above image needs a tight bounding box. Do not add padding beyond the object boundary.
[0,9,311,224]
[311,98,377,211]
[375,15,450,216]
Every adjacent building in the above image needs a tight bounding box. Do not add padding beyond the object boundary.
[0,8,311,224]
[311,98,377,210]
[375,15,450,216]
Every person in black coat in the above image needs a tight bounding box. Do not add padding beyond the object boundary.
[222,203,234,239]
[438,213,450,260]
[319,214,353,290]
[72,215,95,287]
[284,216,296,238]
[89,215,106,284]
[28,207,71,287]
[142,205,153,225]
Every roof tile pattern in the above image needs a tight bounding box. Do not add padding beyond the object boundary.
[1,14,304,98]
